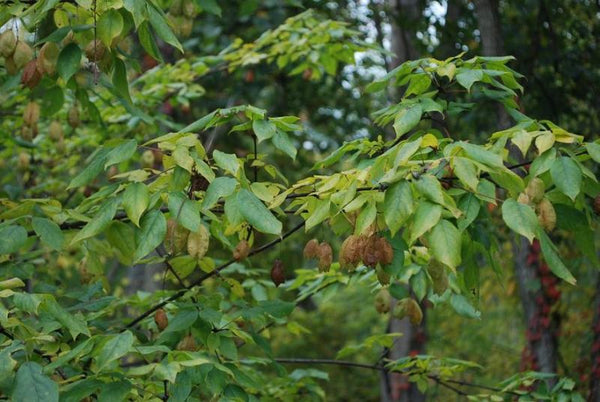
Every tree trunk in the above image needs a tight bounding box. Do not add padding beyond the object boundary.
[589,273,600,401]
[387,0,420,68]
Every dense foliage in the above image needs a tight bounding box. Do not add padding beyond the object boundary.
[0,1,598,401]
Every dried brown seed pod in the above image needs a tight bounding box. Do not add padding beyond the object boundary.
[0,30,17,57]
[5,56,17,75]
[517,192,531,205]
[339,235,360,270]
[271,259,285,287]
[23,101,40,126]
[317,242,333,272]
[361,235,382,268]
[165,219,189,254]
[67,105,80,128]
[21,59,41,89]
[17,152,29,170]
[177,334,197,351]
[141,150,155,168]
[21,125,33,141]
[537,198,556,232]
[374,289,391,314]
[393,298,423,325]
[233,240,250,261]
[84,39,106,62]
[376,266,390,286]
[303,238,319,259]
[378,237,394,266]
[154,308,168,331]
[187,224,210,260]
[525,177,545,204]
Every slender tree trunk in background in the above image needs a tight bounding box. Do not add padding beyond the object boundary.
[589,273,600,401]
[436,0,462,59]
[380,1,426,401]
[474,0,559,383]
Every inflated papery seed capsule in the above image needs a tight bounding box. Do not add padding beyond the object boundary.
[165,219,188,254]
[21,59,41,89]
[537,198,556,232]
[85,39,106,62]
[374,288,391,314]
[37,42,59,75]
[17,152,30,170]
[376,265,390,286]
[21,125,33,141]
[303,238,319,259]
[427,259,448,295]
[271,259,285,287]
[339,235,361,270]
[317,242,333,272]
[517,192,531,205]
[141,149,155,168]
[393,298,423,325]
[13,41,33,69]
[525,177,545,204]
[0,30,17,57]
[182,1,198,17]
[179,18,194,37]
[361,235,382,268]
[378,237,394,265]
[67,105,80,128]
[23,101,40,126]
[49,121,63,141]
[177,334,197,351]
[154,308,168,331]
[187,224,210,260]
[233,240,250,261]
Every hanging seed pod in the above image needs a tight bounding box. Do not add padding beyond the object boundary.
[393,298,423,325]
[13,41,33,69]
[0,29,17,57]
[37,42,59,76]
[517,192,531,205]
[84,39,106,62]
[179,18,194,38]
[339,234,362,270]
[361,235,382,268]
[56,137,66,153]
[21,125,33,141]
[21,59,41,89]
[67,105,80,128]
[187,224,210,260]
[154,308,168,331]
[594,195,600,215]
[233,240,250,261]
[525,177,545,204]
[378,237,394,265]
[182,1,198,18]
[169,0,184,15]
[23,101,40,126]
[141,150,155,168]
[271,259,285,287]
[303,238,319,259]
[317,242,333,272]
[48,121,63,141]
[376,265,390,286]
[374,289,391,314]
[537,198,556,232]
[427,259,448,295]
[5,56,17,75]
[177,334,197,351]
[165,219,189,254]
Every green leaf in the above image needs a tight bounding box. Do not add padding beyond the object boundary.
[456,68,483,91]
[450,294,481,319]
[195,0,222,16]
[32,217,64,250]
[43,297,90,340]
[305,199,331,231]
[96,331,134,371]
[273,130,297,160]
[550,156,582,201]
[13,362,58,402]
[393,104,422,138]
[105,139,137,168]
[123,0,146,27]
[134,210,167,261]
[68,149,110,189]
[384,181,414,236]
[501,199,539,243]
[258,300,295,318]
[164,309,198,333]
[0,225,27,254]
[97,8,123,47]
[428,220,461,270]
[123,183,149,227]
[168,192,201,232]
[410,202,442,243]
[146,2,183,52]
[452,157,479,191]
[237,189,282,235]
[71,197,119,244]
[252,119,277,143]
[538,230,576,285]
[586,142,600,163]
[137,21,163,62]
[173,146,194,172]
[414,174,445,205]
[201,177,237,210]
[405,74,431,96]
[459,142,503,168]
[57,43,81,82]
[106,222,135,264]
[354,201,376,235]
[112,58,131,103]
[213,150,239,176]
